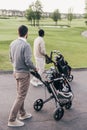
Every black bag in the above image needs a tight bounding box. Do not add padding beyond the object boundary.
[45,54,52,64]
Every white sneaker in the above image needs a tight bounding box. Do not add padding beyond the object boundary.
[8,119,24,127]
[37,81,43,86]
[30,80,38,87]
[19,113,32,120]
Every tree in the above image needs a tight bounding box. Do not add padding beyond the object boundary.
[84,0,87,18]
[67,8,73,26]
[25,0,42,26]
[25,3,36,26]
[34,0,42,26]
[51,9,61,25]
[84,0,87,25]
[25,6,34,26]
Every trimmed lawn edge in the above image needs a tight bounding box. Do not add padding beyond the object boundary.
[0,68,87,74]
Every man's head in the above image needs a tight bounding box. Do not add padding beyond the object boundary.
[38,29,45,37]
[18,25,28,38]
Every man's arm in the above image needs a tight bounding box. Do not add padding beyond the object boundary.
[24,44,36,71]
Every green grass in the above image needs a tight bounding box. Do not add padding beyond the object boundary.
[0,17,87,70]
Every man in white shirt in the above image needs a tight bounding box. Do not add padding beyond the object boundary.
[30,29,46,86]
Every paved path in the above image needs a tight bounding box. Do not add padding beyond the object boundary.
[0,70,87,130]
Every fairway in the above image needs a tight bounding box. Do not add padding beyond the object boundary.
[0,17,87,70]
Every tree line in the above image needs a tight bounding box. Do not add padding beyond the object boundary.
[25,0,74,26]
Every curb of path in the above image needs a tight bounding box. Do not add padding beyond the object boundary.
[0,68,87,74]
[72,68,87,71]
[0,70,13,74]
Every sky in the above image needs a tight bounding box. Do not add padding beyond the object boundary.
[0,0,85,14]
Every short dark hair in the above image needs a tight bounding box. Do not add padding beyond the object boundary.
[18,25,28,37]
[38,29,44,37]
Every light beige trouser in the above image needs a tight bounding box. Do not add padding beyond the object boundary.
[8,72,30,122]
[31,57,45,82]
[35,57,45,75]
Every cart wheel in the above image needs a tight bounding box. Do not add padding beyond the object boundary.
[53,107,64,121]
[33,99,43,111]
[68,75,73,82]
[65,101,72,109]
